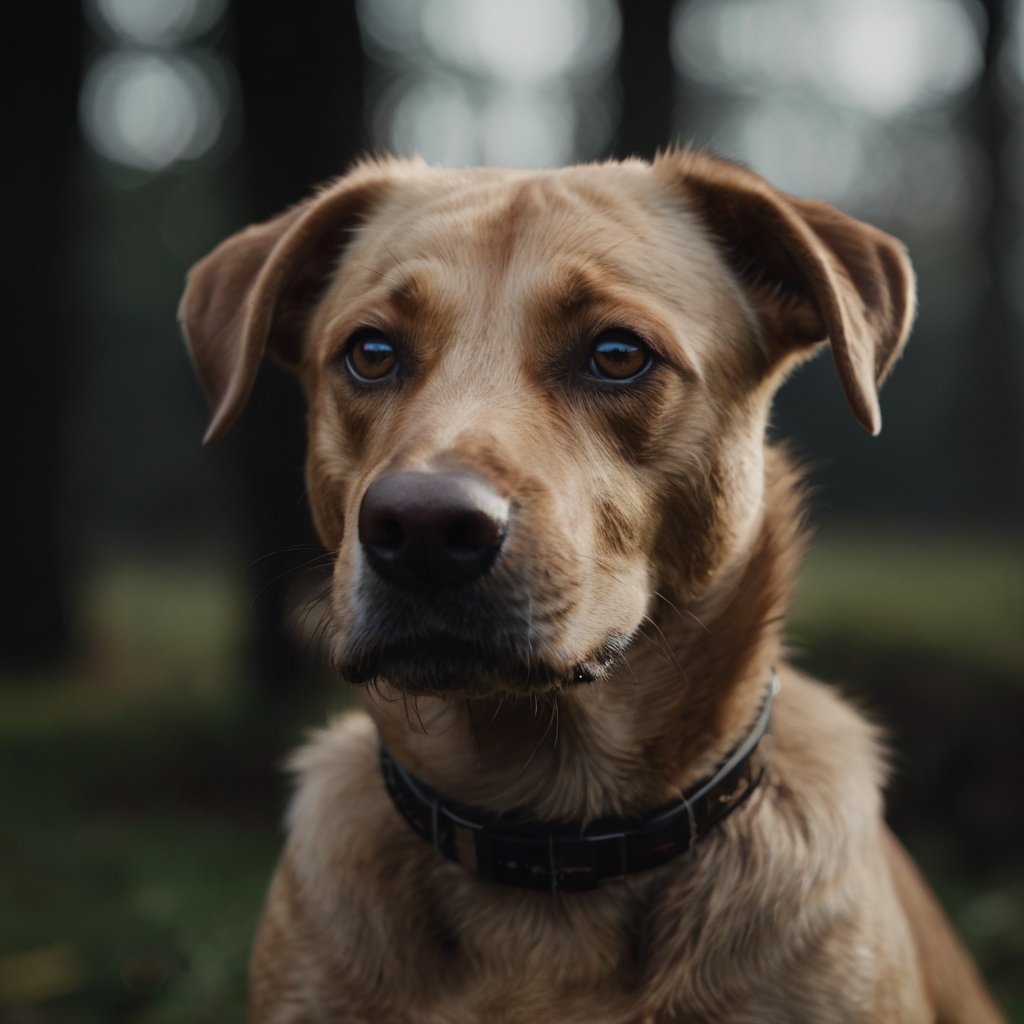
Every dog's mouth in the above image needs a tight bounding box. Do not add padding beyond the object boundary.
[336,632,631,698]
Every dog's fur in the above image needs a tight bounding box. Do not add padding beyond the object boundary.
[181,151,1003,1022]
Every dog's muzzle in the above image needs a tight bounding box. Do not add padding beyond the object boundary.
[341,469,628,695]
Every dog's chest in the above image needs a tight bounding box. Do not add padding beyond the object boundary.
[276,710,907,1023]
[320,849,659,1021]
[419,871,658,1022]
[285,720,696,1021]
[328,884,786,1024]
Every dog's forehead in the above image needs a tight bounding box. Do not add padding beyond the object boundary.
[341,164,737,314]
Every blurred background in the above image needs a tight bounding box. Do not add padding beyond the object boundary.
[2,1,1022,1020]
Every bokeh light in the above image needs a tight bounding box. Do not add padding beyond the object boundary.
[87,0,227,47]
[670,0,987,228]
[80,52,228,172]
[358,0,619,167]
[419,0,617,82]
[673,0,983,118]
[80,0,229,174]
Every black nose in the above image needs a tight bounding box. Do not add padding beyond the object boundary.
[358,471,509,590]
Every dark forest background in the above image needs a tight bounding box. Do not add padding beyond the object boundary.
[1,1,1022,1020]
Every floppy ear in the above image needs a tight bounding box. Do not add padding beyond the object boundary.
[179,169,392,444]
[661,151,916,435]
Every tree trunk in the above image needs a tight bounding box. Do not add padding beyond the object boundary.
[0,5,82,666]
[959,0,1023,520]
[228,0,368,701]
[615,0,678,159]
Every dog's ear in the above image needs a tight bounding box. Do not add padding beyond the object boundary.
[662,152,916,435]
[179,169,393,444]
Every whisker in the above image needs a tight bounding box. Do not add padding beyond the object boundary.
[412,695,429,736]
[381,241,407,274]
[468,698,483,751]
[351,261,401,286]
[485,694,506,732]
[641,614,683,673]
[653,589,712,635]
[514,694,560,781]
[247,545,331,568]
[250,552,335,608]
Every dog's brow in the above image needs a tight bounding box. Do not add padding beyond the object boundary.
[385,271,429,315]
[549,263,616,314]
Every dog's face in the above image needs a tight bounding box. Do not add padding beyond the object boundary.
[181,153,914,697]
[302,164,771,695]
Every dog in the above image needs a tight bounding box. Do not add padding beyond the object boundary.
[181,151,1003,1022]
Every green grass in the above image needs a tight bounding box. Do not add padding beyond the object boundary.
[792,528,1024,677]
[0,553,311,1023]
[792,527,1024,1019]
[0,678,295,1022]
[0,535,1021,1021]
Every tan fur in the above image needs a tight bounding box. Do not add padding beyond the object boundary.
[181,151,1003,1022]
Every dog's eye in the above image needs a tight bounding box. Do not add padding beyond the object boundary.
[344,331,398,383]
[588,331,653,382]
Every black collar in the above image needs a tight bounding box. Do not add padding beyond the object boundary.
[379,672,779,892]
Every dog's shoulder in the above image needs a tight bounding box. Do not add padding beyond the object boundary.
[253,713,440,1021]
[285,711,402,888]
[772,669,886,815]
[637,674,932,1018]
[760,669,889,905]
[287,711,381,823]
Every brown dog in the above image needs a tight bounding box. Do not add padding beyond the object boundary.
[181,151,1003,1022]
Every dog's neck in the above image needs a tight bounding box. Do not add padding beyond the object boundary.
[368,447,804,824]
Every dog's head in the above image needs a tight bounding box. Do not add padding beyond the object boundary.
[181,152,914,698]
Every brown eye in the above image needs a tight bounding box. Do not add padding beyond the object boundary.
[588,331,653,382]
[344,331,398,383]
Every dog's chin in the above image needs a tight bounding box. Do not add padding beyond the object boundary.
[337,634,630,698]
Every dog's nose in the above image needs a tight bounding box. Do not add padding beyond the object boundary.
[358,471,509,590]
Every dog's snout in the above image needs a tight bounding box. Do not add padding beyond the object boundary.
[358,471,509,590]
